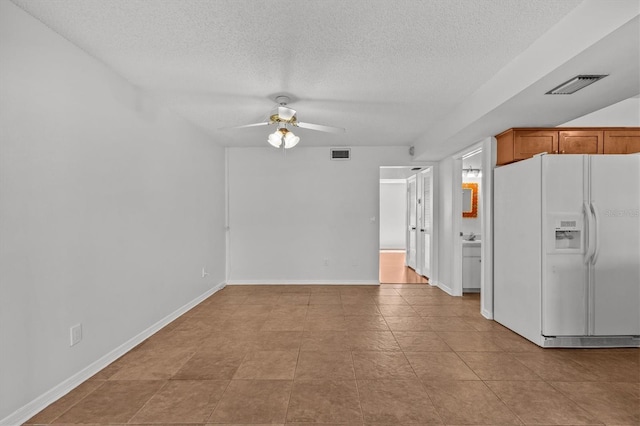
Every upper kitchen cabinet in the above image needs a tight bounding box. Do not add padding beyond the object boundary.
[558,130,603,154]
[603,129,640,154]
[497,128,558,165]
[496,127,639,165]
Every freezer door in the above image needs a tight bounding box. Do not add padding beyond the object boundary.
[542,155,588,336]
[589,155,640,336]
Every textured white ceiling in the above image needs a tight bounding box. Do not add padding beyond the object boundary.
[12,0,590,155]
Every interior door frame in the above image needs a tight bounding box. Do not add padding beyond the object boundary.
[417,167,434,280]
[406,175,417,270]
[378,163,438,286]
[451,138,495,318]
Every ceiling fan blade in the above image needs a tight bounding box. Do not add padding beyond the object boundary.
[278,106,296,121]
[219,121,271,130]
[295,121,345,133]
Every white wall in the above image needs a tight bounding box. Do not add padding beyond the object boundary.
[227,147,414,284]
[0,2,226,420]
[560,96,640,126]
[379,180,407,250]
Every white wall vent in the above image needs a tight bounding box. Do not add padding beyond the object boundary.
[545,75,608,95]
[330,148,351,160]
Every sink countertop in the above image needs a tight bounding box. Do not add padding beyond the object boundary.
[463,240,481,246]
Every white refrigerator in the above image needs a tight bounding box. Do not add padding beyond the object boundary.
[494,153,640,347]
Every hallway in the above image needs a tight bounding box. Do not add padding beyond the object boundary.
[25,284,638,425]
[379,250,429,284]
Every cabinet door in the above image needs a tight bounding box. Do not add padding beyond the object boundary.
[603,129,640,154]
[462,256,481,289]
[559,130,603,154]
[514,130,558,160]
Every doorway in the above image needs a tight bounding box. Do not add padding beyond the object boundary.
[379,166,434,284]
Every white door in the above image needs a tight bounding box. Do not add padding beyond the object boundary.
[406,175,417,269]
[419,168,433,278]
[589,155,640,336]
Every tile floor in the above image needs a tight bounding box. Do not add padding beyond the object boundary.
[25,284,639,425]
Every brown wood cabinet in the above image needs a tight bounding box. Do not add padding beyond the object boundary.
[496,127,639,165]
[603,129,640,154]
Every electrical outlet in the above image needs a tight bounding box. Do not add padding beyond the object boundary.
[70,324,82,347]
[202,267,209,278]
[323,258,329,266]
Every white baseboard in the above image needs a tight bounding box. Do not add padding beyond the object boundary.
[434,281,455,296]
[481,308,494,320]
[1,281,226,426]
[226,280,380,285]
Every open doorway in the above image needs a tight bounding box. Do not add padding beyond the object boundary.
[461,149,483,294]
[379,166,433,284]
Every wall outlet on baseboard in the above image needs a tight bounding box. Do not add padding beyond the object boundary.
[70,324,82,347]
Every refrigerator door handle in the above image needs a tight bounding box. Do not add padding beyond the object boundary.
[591,202,601,265]
[584,202,595,264]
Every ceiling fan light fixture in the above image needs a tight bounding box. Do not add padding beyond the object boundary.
[283,131,300,149]
[268,130,283,148]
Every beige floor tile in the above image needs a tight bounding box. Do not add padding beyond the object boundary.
[424,380,521,425]
[373,296,409,305]
[286,380,362,423]
[550,381,640,424]
[344,315,390,331]
[341,303,381,315]
[252,331,302,351]
[357,379,442,424]
[276,293,310,305]
[51,380,164,424]
[172,350,247,380]
[261,317,305,331]
[128,380,228,424]
[300,331,352,351]
[233,351,298,380]
[352,351,417,379]
[208,380,291,424]
[306,304,345,317]
[569,350,640,382]
[309,294,343,304]
[222,318,266,332]
[376,304,419,317]
[109,347,195,380]
[436,331,503,352]
[25,381,105,424]
[405,352,479,381]
[413,305,458,317]
[295,351,355,379]
[269,304,308,317]
[511,351,599,382]
[486,380,602,425]
[457,352,541,380]
[422,316,476,331]
[384,316,431,331]
[488,329,544,352]
[348,331,402,351]
[392,331,452,352]
[304,315,348,331]
[243,295,280,305]
[340,295,376,305]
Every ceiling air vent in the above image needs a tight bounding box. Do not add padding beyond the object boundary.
[330,148,351,160]
[545,75,608,95]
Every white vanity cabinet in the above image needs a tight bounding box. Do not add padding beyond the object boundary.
[462,242,481,291]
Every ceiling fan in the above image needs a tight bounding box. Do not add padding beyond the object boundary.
[223,95,346,149]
